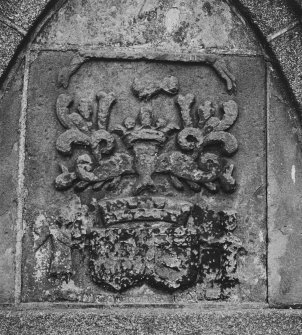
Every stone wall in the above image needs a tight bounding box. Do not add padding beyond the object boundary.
[1,0,302,333]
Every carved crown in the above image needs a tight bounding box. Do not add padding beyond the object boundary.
[98,196,193,227]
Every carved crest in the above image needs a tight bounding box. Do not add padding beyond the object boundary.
[34,59,244,299]
[55,75,238,195]
[34,198,243,294]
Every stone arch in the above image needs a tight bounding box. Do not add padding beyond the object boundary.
[0,0,301,112]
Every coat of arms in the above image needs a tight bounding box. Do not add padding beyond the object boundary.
[34,57,243,299]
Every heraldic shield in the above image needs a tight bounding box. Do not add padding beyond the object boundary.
[88,197,240,292]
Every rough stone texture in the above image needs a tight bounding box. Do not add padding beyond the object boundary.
[234,0,302,112]
[34,0,262,53]
[0,61,24,303]
[1,308,302,334]
[234,0,298,37]
[0,0,50,30]
[270,25,302,120]
[0,22,22,78]
[268,67,302,307]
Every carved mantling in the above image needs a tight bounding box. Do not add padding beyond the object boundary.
[54,73,238,195]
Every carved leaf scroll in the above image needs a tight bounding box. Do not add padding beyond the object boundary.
[55,74,239,195]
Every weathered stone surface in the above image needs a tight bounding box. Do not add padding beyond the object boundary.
[0,22,22,78]
[21,49,266,303]
[1,0,302,320]
[31,198,241,295]
[268,67,302,307]
[0,0,50,30]
[0,0,301,115]
[270,25,302,118]
[34,0,262,53]
[0,61,24,303]
[1,308,302,334]
[236,0,298,37]
[0,0,302,114]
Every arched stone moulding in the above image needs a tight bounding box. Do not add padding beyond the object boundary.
[0,0,301,310]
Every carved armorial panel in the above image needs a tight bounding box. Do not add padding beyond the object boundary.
[22,51,266,304]
[37,62,243,294]
[20,0,268,303]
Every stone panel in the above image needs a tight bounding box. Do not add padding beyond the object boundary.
[21,51,266,303]
[0,61,24,303]
[268,67,302,306]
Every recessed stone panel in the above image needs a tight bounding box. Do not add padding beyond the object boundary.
[21,51,266,303]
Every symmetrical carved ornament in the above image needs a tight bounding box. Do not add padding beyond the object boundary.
[55,75,238,194]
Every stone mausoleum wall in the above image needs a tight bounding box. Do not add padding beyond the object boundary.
[1,0,302,334]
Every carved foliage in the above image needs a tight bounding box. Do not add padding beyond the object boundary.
[55,75,239,195]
